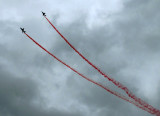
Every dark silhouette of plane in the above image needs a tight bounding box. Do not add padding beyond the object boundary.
[41,11,46,16]
[20,28,26,33]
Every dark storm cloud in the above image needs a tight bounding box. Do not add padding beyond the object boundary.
[116,0,160,54]
[0,10,83,116]
[0,0,160,116]
[53,0,160,116]
[51,16,125,77]
[0,66,83,116]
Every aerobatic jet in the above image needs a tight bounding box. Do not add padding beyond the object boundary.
[42,11,46,16]
[20,28,26,33]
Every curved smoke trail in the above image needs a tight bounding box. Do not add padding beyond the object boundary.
[43,16,160,115]
[24,32,157,115]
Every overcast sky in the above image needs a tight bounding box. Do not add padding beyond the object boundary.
[0,0,160,116]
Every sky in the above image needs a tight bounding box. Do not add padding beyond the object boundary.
[0,0,160,116]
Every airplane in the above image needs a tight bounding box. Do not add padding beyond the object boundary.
[41,11,46,16]
[20,27,26,33]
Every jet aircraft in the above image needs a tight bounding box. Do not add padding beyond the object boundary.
[20,28,26,33]
[42,11,46,16]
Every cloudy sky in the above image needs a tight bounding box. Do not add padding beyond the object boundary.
[0,0,160,116]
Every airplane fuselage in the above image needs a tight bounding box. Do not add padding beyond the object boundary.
[20,28,26,33]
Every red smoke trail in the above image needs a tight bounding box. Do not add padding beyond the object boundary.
[24,32,158,115]
[44,16,160,115]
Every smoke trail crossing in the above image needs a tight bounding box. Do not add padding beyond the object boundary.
[24,32,158,115]
[43,16,160,115]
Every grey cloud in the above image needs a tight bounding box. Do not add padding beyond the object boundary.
[0,0,160,116]
[51,1,160,115]
[0,66,83,116]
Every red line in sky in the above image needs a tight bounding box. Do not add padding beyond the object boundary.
[24,32,157,115]
[43,16,160,116]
